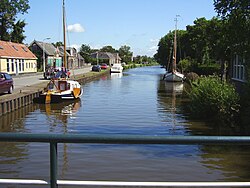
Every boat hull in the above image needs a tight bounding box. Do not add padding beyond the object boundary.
[110,64,123,73]
[164,72,185,82]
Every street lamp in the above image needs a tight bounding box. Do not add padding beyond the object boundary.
[96,51,99,65]
[43,37,51,72]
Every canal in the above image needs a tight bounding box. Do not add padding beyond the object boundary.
[0,66,250,187]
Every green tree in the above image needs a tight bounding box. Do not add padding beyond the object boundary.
[155,31,173,67]
[100,45,117,53]
[10,20,26,43]
[214,0,250,58]
[118,45,133,63]
[53,41,63,47]
[0,0,30,43]
[155,30,188,69]
[79,44,94,63]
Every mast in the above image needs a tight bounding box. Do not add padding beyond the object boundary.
[173,15,179,72]
[63,0,67,69]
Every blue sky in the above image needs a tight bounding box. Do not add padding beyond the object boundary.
[22,0,216,57]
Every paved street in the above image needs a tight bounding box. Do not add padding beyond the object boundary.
[12,66,92,92]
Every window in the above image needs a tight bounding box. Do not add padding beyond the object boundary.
[18,60,21,71]
[12,45,18,51]
[22,47,28,52]
[232,55,246,82]
[22,59,24,71]
[11,59,14,72]
[7,59,10,72]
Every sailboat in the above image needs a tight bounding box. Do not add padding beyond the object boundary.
[163,15,185,82]
[35,0,82,104]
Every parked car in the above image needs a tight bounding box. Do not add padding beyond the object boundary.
[100,63,108,69]
[0,72,14,94]
[92,65,101,72]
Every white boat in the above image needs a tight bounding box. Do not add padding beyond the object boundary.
[163,15,185,82]
[164,71,185,82]
[34,0,82,104]
[110,64,123,73]
[36,76,82,104]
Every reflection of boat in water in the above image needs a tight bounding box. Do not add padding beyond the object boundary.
[164,82,184,95]
[110,73,123,79]
[38,99,81,117]
[157,81,185,133]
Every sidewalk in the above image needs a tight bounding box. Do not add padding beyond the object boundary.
[12,66,92,91]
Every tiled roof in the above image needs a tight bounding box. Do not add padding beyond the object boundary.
[0,40,37,59]
[31,40,62,56]
[91,52,121,60]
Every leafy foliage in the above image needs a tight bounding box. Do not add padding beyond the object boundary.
[79,44,95,63]
[214,0,250,59]
[187,76,240,124]
[118,45,133,63]
[0,0,30,43]
[100,45,117,53]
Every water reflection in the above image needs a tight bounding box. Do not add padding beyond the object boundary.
[157,81,188,135]
[0,104,38,132]
[110,72,123,79]
[38,99,81,116]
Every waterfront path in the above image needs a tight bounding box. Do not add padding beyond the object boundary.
[12,66,92,93]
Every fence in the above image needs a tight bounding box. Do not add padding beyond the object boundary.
[0,133,250,187]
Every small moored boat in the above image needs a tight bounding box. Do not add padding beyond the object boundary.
[35,77,82,104]
[110,64,123,73]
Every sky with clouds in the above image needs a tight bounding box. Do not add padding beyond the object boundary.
[23,0,216,57]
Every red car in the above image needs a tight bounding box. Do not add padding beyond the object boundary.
[0,72,14,94]
[100,63,108,69]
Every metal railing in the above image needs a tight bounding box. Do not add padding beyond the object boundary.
[1,133,250,187]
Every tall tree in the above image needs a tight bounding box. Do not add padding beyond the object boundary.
[79,44,94,63]
[118,45,133,63]
[100,45,117,53]
[0,0,30,43]
[10,20,26,43]
[214,0,250,58]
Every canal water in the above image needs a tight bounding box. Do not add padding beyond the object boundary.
[0,66,250,187]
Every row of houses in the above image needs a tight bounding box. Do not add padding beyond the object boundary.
[29,40,86,70]
[0,40,86,75]
[0,40,124,76]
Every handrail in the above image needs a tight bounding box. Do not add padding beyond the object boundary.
[0,133,250,188]
[1,133,250,144]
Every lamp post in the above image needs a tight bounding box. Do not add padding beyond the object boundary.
[43,37,51,72]
[96,51,99,65]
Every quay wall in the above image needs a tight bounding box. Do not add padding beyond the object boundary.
[0,70,110,116]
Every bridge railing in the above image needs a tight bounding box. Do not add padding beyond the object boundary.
[0,133,250,188]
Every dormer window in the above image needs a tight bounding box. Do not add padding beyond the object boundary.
[12,45,18,51]
[22,47,28,52]
[0,45,3,50]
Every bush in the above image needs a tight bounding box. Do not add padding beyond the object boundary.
[187,76,240,125]
[178,59,192,73]
[194,63,221,76]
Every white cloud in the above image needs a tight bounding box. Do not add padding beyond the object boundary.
[67,23,84,33]
[70,44,81,50]
[149,45,157,50]
[150,39,159,43]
